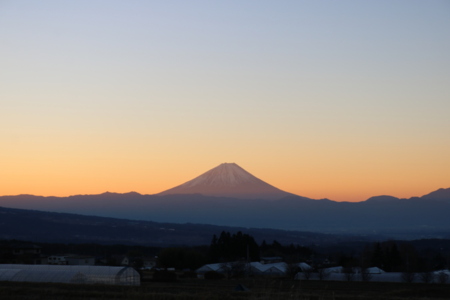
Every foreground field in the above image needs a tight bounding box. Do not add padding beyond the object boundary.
[1,278,450,300]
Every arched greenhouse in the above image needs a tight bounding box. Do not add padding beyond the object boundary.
[0,264,140,285]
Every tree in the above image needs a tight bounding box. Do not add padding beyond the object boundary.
[399,243,418,273]
[158,248,206,270]
[132,257,144,270]
[371,243,384,269]
[209,231,259,262]
[209,234,219,262]
[230,260,247,278]
[220,260,247,278]
[386,243,402,272]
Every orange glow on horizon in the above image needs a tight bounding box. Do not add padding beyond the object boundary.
[1,2,449,204]
[2,157,448,202]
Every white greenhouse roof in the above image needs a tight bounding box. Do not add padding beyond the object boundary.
[0,264,140,286]
[196,263,224,273]
[197,261,312,276]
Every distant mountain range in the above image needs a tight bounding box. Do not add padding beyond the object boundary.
[1,163,449,239]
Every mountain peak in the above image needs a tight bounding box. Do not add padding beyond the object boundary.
[421,188,450,200]
[158,163,294,200]
[185,162,257,187]
[365,195,400,202]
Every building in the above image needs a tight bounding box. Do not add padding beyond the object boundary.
[47,255,68,265]
[66,256,95,266]
[48,255,96,266]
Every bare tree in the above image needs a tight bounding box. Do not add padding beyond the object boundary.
[317,268,330,281]
[419,271,434,284]
[343,267,355,281]
[359,267,372,282]
[302,267,314,280]
[285,262,300,279]
[230,260,247,278]
[436,272,449,284]
[220,262,232,279]
[401,271,416,283]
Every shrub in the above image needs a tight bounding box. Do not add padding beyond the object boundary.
[419,271,434,284]
[401,271,415,283]
[152,270,177,282]
[302,267,314,280]
[360,267,372,282]
[204,271,225,280]
[179,271,198,278]
[343,267,355,281]
[436,272,449,284]
[317,268,330,281]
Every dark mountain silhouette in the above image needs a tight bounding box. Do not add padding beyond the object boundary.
[158,163,294,200]
[0,188,450,239]
[421,188,450,200]
[0,206,345,246]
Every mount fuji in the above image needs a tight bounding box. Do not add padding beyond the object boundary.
[158,163,294,200]
[0,162,449,238]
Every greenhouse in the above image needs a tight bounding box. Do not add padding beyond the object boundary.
[0,264,140,286]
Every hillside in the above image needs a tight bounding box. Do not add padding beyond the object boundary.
[0,206,350,246]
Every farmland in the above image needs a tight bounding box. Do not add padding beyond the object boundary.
[1,277,449,300]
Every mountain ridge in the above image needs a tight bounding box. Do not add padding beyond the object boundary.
[1,162,448,238]
[1,188,450,239]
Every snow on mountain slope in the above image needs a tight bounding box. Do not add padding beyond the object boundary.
[158,163,294,200]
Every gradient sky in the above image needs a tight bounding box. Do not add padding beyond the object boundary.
[1,1,449,202]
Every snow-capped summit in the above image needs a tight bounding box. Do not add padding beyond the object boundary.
[158,163,294,200]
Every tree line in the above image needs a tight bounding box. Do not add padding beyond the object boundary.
[2,234,449,275]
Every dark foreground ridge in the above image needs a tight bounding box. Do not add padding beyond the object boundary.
[0,206,348,246]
